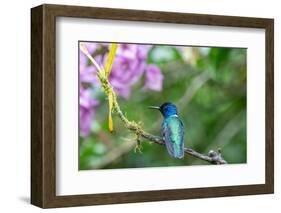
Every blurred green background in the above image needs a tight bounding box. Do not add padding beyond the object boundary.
[79,45,247,170]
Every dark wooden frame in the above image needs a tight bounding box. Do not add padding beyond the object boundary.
[31,4,274,208]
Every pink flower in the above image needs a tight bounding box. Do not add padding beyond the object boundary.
[79,87,98,137]
[144,64,164,91]
[108,44,151,98]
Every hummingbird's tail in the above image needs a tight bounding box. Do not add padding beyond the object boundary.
[165,141,184,159]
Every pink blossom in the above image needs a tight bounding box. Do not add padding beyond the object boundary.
[108,44,151,98]
[144,64,164,91]
[79,87,98,137]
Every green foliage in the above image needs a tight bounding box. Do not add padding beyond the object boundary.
[80,46,247,170]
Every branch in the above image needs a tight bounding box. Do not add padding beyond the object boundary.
[98,73,227,165]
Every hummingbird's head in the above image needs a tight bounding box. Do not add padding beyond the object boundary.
[149,102,178,118]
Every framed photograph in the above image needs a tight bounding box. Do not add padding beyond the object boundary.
[31,4,274,208]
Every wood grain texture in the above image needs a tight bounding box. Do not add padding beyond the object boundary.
[265,20,274,193]
[31,5,43,207]
[31,4,274,208]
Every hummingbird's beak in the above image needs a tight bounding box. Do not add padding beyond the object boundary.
[148,106,160,110]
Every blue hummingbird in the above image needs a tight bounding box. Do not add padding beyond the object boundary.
[149,102,185,159]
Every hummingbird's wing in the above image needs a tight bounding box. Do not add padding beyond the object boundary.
[161,116,184,159]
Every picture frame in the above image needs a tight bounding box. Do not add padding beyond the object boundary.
[31,4,274,208]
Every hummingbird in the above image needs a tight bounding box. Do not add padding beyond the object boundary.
[149,102,185,159]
